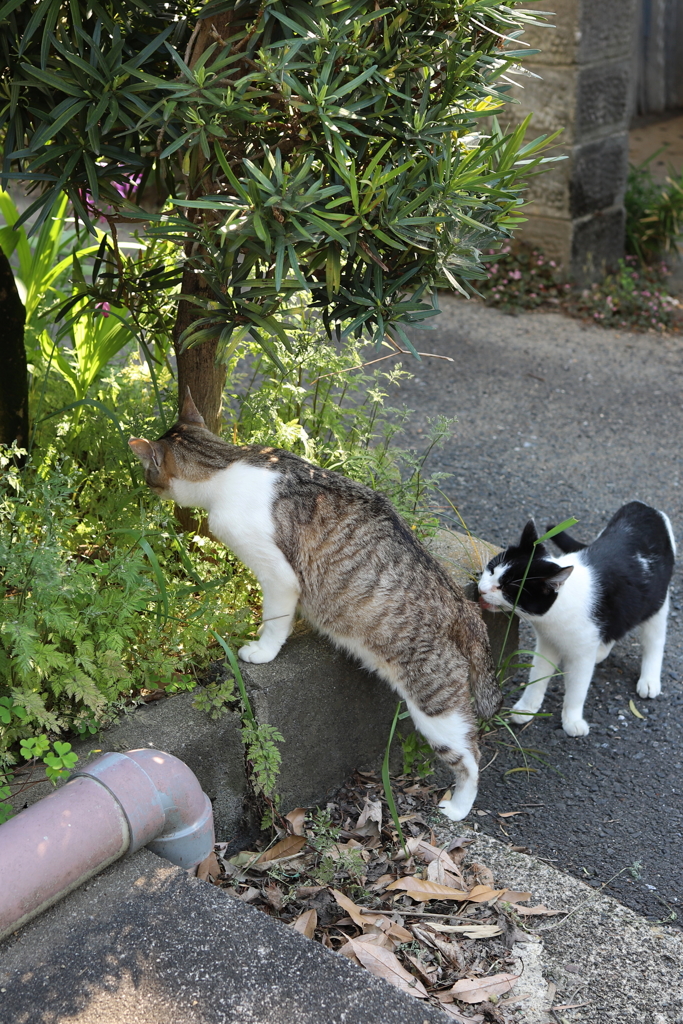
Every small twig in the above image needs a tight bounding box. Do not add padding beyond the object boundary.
[183,20,202,65]
[480,750,498,773]
[309,348,453,385]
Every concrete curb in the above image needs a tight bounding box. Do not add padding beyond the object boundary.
[1,827,679,1023]
[452,826,683,1024]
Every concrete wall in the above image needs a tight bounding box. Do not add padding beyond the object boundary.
[504,0,639,283]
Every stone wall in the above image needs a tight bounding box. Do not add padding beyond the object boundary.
[503,0,639,283]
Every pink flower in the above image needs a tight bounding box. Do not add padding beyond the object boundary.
[95,301,111,318]
[510,269,522,280]
[549,260,556,267]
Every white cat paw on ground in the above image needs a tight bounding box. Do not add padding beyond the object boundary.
[562,715,590,737]
[237,641,280,664]
[636,676,662,698]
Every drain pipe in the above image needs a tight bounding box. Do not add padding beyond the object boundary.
[0,749,214,942]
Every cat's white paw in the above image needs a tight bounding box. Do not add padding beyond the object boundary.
[438,796,474,822]
[238,640,281,664]
[509,703,540,725]
[637,677,661,698]
[562,716,589,737]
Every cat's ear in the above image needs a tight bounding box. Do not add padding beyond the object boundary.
[179,387,206,427]
[518,519,539,550]
[129,437,163,468]
[545,565,574,591]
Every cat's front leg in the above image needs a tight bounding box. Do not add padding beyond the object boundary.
[561,650,599,736]
[238,558,301,664]
[510,640,558,724]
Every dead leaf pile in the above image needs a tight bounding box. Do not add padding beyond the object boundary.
[198,771,560,1022]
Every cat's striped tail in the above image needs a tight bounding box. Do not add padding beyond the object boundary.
[468,640,503,720]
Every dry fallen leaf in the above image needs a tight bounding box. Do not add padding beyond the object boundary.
[256,834,306,864]
[498,810,525,818]
[429,922,503,939]
[386,877,470,901]
[236,886,260,902]
[629,699,645,720]
[291,908,317,939]
[499,891,532,905]
[449,972,520,1004]
[345,938,429,999]
[354,796,382,836]
[284,807,307,835]
[196,851,221,883]
[329,888,367,927]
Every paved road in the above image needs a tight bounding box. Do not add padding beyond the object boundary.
[403,298,683,923]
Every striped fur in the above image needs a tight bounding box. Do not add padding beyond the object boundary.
[129,390,500,820]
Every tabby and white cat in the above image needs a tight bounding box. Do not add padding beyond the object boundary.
[129,389,501,821]
[478,502,676,736]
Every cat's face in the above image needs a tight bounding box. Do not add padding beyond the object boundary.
[478,520,573,617]
[129,388,210,500]
[128,436,174,497]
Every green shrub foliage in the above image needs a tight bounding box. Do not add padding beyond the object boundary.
[1,0,556,360]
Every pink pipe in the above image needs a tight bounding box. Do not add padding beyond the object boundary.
[0,749,214,941]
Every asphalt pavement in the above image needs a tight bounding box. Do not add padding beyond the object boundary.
[403,297,683,923]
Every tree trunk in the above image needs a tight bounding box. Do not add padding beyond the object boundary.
[171,7,237,436]
[173,264,226,435]
[0,248,28,454]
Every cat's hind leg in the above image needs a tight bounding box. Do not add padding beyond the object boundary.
[510,639,559,724]
[636,594,669,698]
[238,551,301,664]
[404,699,479,822]
[595,640,615,664]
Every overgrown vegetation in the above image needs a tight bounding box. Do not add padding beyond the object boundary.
[625,157,683,263]
[0,1,562,819]
[475,157,683,331]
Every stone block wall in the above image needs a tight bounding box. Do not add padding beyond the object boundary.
[502,0,639,283]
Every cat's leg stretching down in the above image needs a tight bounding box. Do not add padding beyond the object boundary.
[406,700,480,821]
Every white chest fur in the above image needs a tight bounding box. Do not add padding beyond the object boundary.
[169,462,301,665]
[170,463,279,573]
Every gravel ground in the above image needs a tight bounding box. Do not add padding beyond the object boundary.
[401,297,683,924]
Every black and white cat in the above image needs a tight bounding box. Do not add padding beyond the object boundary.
[478,501,676,736]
